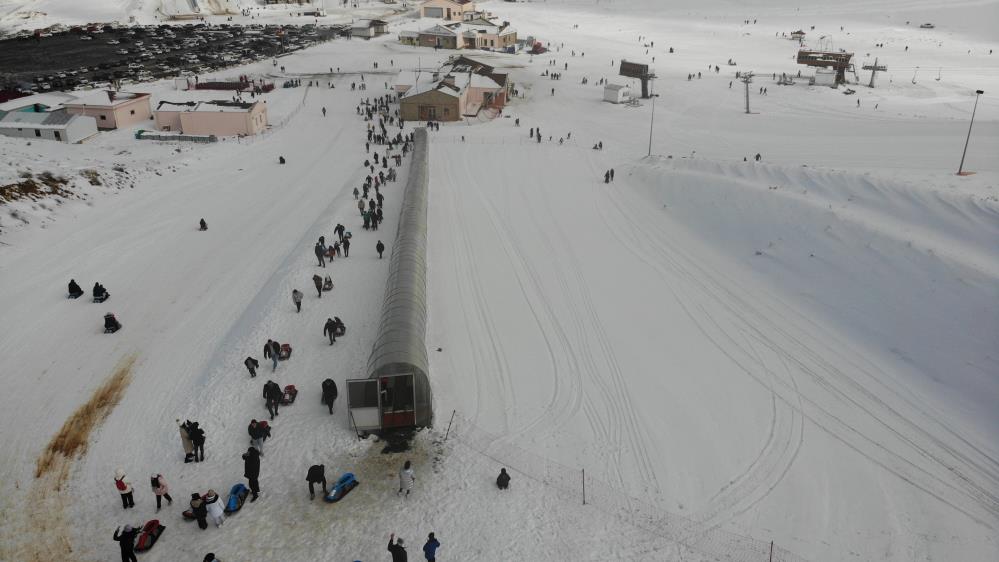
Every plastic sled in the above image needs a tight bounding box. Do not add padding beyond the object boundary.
[225,483,250,513]
[94,293,109,304]
[281,384,297,405]
[68,293,83,299]
[322,279,334,291]
[334,324,346,337]
[279,343,292,360]
[134,519,165,552]
[324,472,359,503]
[103,314,121,334]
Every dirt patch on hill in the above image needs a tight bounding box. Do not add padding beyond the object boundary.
[20,355,137,561]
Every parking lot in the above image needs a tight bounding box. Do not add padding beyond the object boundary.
[0,23,348,93]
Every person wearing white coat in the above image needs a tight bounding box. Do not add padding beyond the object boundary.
[397,460,415,497]
[114,468,134,509]
[204,489,225,527]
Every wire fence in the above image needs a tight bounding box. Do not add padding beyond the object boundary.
[445,411,809,562]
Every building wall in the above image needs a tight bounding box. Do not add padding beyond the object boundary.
[154,110,184,131]
[177,104,268,136]
[400,90,461,122]
[65,96,152,130]
[418,33,458,49]
[66,115,100,142]
[0,116,96,143]
[421,0,474,21]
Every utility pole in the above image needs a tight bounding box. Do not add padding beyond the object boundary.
[647,93,659,156]
[863,57,886,87]
[741,71,753,114]
[957,89,985,175]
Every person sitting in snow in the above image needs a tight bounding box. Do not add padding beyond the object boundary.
[68,279,83,298]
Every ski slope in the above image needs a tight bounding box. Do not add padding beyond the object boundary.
[0,0,996,560]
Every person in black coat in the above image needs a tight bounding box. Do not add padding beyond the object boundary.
[243,446,261,501]
[113,524,140,562]
[68,279,83,298]
[376,240,385,258]
[342,237,350,257]
[189,493,208,530]
[306,464,327,500]
[188,422,205,462]
[244,356,259,378]
[388,534,407,562]
[323,318,337,345]
[496,468,510,490]
[263,380,282,420]
[321,378,338,414]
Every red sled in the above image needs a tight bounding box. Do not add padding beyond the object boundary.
[279,343,292,360]
[134,519,165,552]
[281,384,298,405]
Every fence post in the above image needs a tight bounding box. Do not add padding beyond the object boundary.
[769,540,773,562]
[349,411,362,442]
[444,409,456,441]
[582,468,586,505]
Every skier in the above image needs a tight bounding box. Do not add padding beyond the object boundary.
[243,446,261,502]
[244,356,259,378]
[177,419,194,463]
[189,493,208,530]
[264,339,280,372]
[189,421,205,462]
[114,469,135,509]
[150,473,173,512]
[323,318,338,345]
[376,240,385,258]
[315,242,326,267]
[423,533,441,562]
[322,107,327,117]
[342,236,351,257]
[388,534,407,562]
[292,289,303,313]
[199,218,207,231]
[68,279,83,298]
[306,464,327,500]
[496,467,511,489]
[113,524,140,562]
[263,380,282,420]
[313,274,323,298]
[398,460,415,497]
[322,378,338,414]
[203,489,225,527]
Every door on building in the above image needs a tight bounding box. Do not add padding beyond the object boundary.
[419,105,437,120]
[345,374,417,432]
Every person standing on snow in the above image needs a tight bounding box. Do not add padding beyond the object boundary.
[189,493,208,530]
[292,289,303,313]
[243,446,261,502]
[113,524,140,562]
[376,240,385,258]
[188,421,205,462]
[263,380,282,420]
[335,223,345,242]
[203,489,225,527]
[114,469,135,509]
[322,378,338,414]
[150,473,173,511]
[423,533,441,562]
[306,464,327,500]
[312,274,323,298]
[315,242,326,267]
[244,356,259,378]
[398,460,415,497]
[496,467,511,489]
[178,419,194,463]
[264,339,280,371]
[323,318,338,345]
[610,168,615,181]
[357,199,365,215]
[342,236,351,257]
[388,534,407,562]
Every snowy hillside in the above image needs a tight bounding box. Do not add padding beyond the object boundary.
[0,1,997,561]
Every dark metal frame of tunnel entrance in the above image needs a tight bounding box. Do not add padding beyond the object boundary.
[356,127,433,430]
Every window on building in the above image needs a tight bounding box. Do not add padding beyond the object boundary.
[54,131,61,140]
[100,115,107,121]
[34,129,41,137]
[130,109,135,115]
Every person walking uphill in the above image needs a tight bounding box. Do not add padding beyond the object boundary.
[178,419,194,463]
[388,534,407,562]
[323,318,338,345]
[150,473,173,511]
[113,524,140,562]
[243,446,261,502]
[114,469,135,508]
[306,464,327,500]
[322,378,338,414]
[342,236,351,258]
[398,460,415,497]
[263,380,282,420]
[292,289,303,312]
[423,533,441,562]
[376,240,385,258]
[315,242,326,267]
[264,339,280,371]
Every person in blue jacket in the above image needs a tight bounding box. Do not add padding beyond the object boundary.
[423,532,441,561]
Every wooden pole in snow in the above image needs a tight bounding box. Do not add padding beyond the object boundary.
[444,409,456,441]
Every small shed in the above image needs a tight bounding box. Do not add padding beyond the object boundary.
[351,19,389,39]
[603,84,631,104]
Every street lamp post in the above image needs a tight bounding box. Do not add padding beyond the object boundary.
[957,89,985,175]
[647,93,660,157]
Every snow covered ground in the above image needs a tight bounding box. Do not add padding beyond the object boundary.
[0,1,997,561]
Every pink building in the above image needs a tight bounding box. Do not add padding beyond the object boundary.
[153,100,268,137]
[420,0,475,21]
[63,91,152,130]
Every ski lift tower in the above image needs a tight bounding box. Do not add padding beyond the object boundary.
[863,58,887,87]
[619,60,654,99]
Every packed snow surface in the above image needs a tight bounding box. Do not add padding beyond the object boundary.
[0,0,997,561]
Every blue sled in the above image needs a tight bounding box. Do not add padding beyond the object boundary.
[324,472,359,503]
